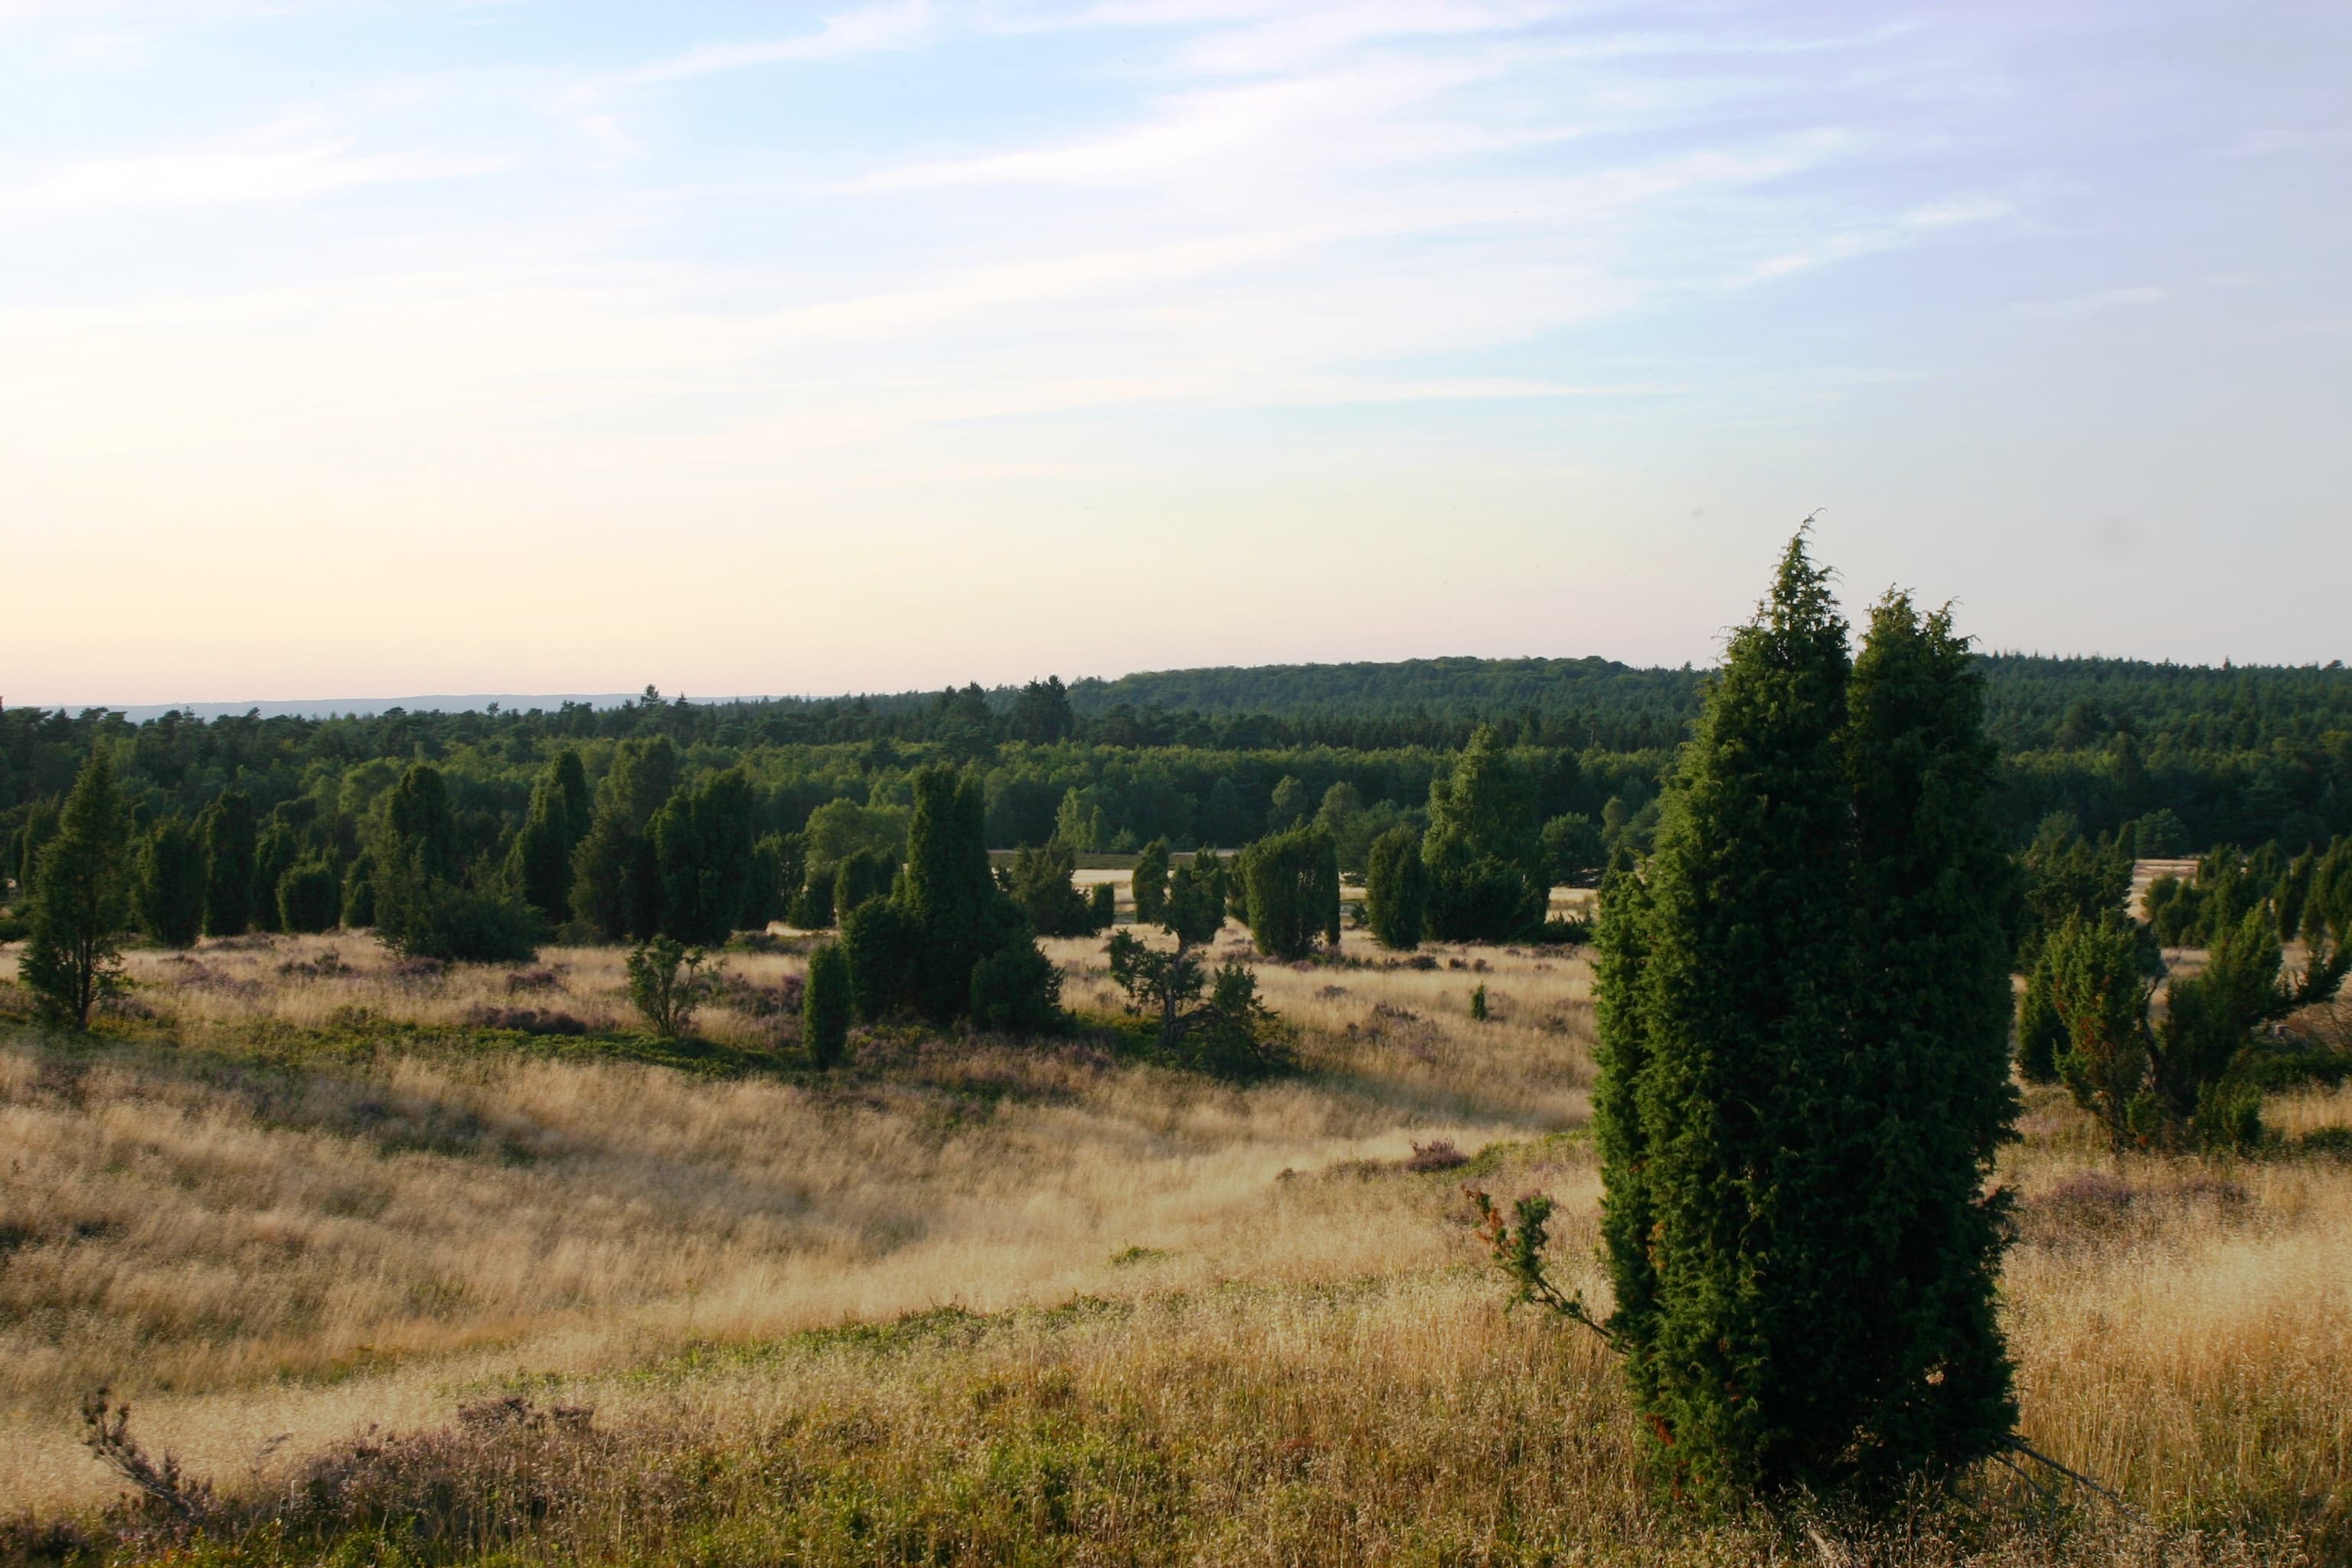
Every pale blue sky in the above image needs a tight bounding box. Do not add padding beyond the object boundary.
[4,1,2347,706]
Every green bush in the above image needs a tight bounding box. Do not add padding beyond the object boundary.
[1364,824,1427,950]
[625,936,704,1040]
[788,877,835,930]
[1237,825,1339,960]
[1004,841,1092,937]
[832,847,897,920]
[135,816,206,949]
[277,857,341,935]
[841,896,916,1021]
[1131,838,1171,926]
[1426,855,1544,943]
[803,942,851,1069]
[373,862,539,965]
[969,942,1063,1034]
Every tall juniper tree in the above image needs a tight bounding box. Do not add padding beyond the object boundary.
[1590,537,2021,1501]
[19,750,132,1029]
[507,750,588,924]
[135,815,207,950]
[199,790,257,937]
[1838,591,2021,1483]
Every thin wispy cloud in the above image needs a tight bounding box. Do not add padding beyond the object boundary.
[0,119,506,216]
[4,0,2347,700]
[2014,285,2168,319]
[600,0,937,89]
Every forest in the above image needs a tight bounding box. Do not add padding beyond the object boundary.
[7,653,2351,906]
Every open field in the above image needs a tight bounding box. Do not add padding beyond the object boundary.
[2,926,2349,1562]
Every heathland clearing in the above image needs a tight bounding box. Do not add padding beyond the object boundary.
[2,924,2348,1560]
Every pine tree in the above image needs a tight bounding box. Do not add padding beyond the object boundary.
[1595,534,1885,1498]
[2015,959,2066,1084]
[804,941,852,1069]
[1838,590,2020,1487]
[370,763,537,964]
[1008,676,1075,744]
[18,750,132,1028]
[1364,823,1428,950]
[199,790,257,936]
[135,816,207,949]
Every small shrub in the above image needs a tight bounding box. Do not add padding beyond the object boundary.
[1537,916,1589,946]
[504,967,560,993]
[276,857,341,935]
[1406,1138,1468,1172]
[625,936,704,1040]
[787,878,835,931]
[462,1005,589,1037]
[1469,984,1488,1021]
[970,942,1064,1034]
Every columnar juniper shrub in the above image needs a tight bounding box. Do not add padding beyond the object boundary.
[1364,823,1428,951]
[803,941,851,1069]
[18,749,132,1029]
[1589,537,2022,1502]
[134,815,206,950]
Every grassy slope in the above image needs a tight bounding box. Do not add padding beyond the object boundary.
[1,932,2348,1564]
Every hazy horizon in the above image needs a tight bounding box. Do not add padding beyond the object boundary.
[24,640,2350,722]
[5,0,2347,706]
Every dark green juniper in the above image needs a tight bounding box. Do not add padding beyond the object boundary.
[1478,535,2026,1504]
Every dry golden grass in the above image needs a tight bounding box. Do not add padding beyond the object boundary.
[1,923,2347,1562]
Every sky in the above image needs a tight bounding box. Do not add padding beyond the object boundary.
[2,0,2347,708]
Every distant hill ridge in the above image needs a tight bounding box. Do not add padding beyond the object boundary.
[58,652,2352,736]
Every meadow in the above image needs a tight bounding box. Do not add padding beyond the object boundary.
[2,918,2348,1564]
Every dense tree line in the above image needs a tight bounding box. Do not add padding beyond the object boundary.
[11,652,2352,882]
